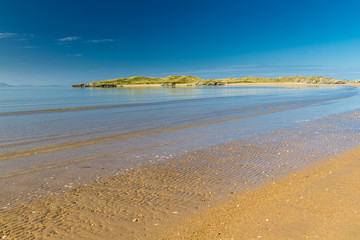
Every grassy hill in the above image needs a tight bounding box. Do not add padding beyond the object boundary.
[101,75,203,85]
[217,76,348,84]
[73,75,349,88]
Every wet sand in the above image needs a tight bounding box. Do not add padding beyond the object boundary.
[162,145,360,240]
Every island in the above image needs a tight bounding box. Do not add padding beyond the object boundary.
[72,75,351,88]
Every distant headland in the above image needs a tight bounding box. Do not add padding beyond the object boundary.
[0,82,63,88]
[72,75,353,88]
[0,82,13,87]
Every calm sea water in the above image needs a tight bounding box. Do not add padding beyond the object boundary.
[1,85,360,207]
[1,85,359,142]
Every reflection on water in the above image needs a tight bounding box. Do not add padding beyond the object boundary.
[0,85,346,113]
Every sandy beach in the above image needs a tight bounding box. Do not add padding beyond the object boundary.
[162,145,360,239]
[3,137,359,240]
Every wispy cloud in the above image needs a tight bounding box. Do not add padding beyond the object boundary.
[0,33,38,42]
[18,34,36,41]
[58,36,81,42]
[86,39,115,43]
[0,32,17,39]
[56,36,117,46]
[15,62,29,66]
[67,53,83,57]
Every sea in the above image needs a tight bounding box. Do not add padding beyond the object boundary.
[1,85,360,209]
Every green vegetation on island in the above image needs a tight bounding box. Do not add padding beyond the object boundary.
[72,75,349,88]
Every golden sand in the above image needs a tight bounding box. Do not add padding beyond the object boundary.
[162,145,360,239]
[2,142,360,239]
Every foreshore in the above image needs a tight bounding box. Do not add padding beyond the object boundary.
[162,144,360,239]
[2,84,360,239]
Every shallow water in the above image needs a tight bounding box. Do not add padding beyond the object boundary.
[1,85,360,238]
[1,86,360,204]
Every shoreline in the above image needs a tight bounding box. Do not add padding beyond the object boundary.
[162,144,360,239]
[87,82,360,89]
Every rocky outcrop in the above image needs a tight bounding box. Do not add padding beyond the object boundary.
[194,82,224,86]
[161,83,176,87]
[72,83,85,88]
[72,83,118,88]
[293,77,348,84]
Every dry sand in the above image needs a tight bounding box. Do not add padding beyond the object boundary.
[162,145,360,240]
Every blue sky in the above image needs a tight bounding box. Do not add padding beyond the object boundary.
[1,0,360,85]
